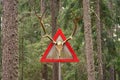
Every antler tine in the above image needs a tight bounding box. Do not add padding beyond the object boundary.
[43,35,56,44]
[34,10,56,44]
[34,12,46,34]
[63,17,81,44]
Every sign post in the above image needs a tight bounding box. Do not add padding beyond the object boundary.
[40,28,79,80]
[59,62,61,80]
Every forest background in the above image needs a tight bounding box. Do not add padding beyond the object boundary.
[0,0,120,80]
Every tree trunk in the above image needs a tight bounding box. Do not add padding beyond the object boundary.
[42,64,48,80]
[40,0,48,80]
[2,0,19,80]
[0,18,2,80]
[103,64,106,80]
[41,0,46,15]
[50,0,59,36]
[109,66,116,80]
[107,1,116,80]
[118,71,120,80]
[95,0,103,80]
[83,0,95,80]
[50,0,60,80]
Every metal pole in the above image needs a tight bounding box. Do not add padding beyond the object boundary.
[58,62,61,80]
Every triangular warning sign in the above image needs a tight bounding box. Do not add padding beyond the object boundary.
[40,28,79,62]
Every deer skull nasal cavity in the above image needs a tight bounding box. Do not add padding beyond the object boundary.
[55,41,63,58]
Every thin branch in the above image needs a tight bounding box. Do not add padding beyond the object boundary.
[90,8,100,21]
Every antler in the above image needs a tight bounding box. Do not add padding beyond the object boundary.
[35,11,56,44]
[63,17,81,44]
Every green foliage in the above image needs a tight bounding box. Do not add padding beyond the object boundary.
[114,0,120,24]
[100,0,114,28]
[58,0,82,29]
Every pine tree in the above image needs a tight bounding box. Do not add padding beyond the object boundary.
[95,0,103,80]
[50,0,60,80]
[83,0,95,80]
[2,0,19,80]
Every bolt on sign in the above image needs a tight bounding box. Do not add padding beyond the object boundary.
[40,29,79,62]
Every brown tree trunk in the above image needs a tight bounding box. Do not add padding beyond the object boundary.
[107,27,116,80]
[42,64,48,80]
[107,1,116,80]
[83,0,95,80]
[2,0,19,80]
[95,0,103,80]
[118,71,120,80]
[109,66,116,80]
[50,0,59,36]
[103,64,106,80]
[50,0,60,80]
[40,0,48,80]
[41,0,46,15]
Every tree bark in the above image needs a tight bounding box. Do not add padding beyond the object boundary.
[107,1,116,80]
[103,64,106,80]
[2,0,19,80]
[83,0,96,80]
[50,0,60,80]
[41,0,46,15]
[95,0,103,80]
[40,0,48,80]
[42,64,48,80]
[118,71,120,80]
[109,66,116,80]
[50,0,59,36]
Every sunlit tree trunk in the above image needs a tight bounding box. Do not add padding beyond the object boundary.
[83,0,95,80]
[2,0,19,80]
[95,0,103,80]
[50,0,60,80]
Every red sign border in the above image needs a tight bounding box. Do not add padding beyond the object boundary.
[40,28,79,62]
